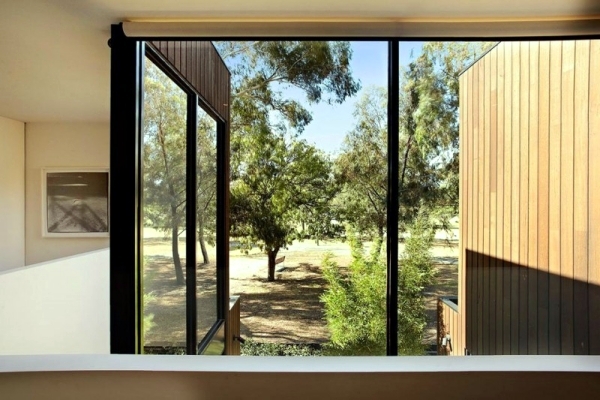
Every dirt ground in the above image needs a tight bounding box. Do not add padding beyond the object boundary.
[142,232,458,348]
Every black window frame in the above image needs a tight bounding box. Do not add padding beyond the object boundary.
[110,28,228,354]
[110,22,599,355]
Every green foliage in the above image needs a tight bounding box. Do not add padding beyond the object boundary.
[143,58,187,237]
[321,214,436,356]
[195,111,218,262]
[334,87,388,240]
[241,340,323,356]
[215,41,361,135]
[321,230,387,355]
[142,292,157,339]
[401,42,497,216]
[143,58,218,277]
[334,43,496,239]
[230,126,336,279]
[397,209,436,354]
[215,41,359,274]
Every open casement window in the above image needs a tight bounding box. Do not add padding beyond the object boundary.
[110,29,230,354]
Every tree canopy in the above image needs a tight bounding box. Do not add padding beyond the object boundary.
[143,58,219,285]
[143,59,188,285]
[215,41,361,280]
[334,42,496,242]
[230,128,334,281]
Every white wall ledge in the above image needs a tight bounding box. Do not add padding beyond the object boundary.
[1,355,599,374]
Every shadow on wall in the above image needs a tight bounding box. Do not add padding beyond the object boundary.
[464,250,599,355]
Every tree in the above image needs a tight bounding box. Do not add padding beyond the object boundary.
[215,41,360,187]
[196,113,218,264]
[215,41,361,136]
[402,42,496,218]
[335,42,496,241]
[334,86,388,241]
[230,128,334,281]
[214,41,361,280]
[396,208,436,353]
[143,58,187,285]
[143,61,219,281]
[334,85,437,243]
[320,230,387,355]
[143,41,360,284]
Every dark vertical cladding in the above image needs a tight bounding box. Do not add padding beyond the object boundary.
[186,94,198,354]
[386,39,399,356]
[109,23,143,354]
[148,41,230,123]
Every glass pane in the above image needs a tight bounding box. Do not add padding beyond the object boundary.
[142,57,188,355]
[197,106,219,345]
[396,41,496,356]
[216,40,387,355]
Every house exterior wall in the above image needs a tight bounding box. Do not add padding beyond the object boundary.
[0,116,25,271]
[25,122,109,265]
[459,40,600,355]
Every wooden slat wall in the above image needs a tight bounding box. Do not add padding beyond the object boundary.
[149,41,230,123]
[459,40,599,355]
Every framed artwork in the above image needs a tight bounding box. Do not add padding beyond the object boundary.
[42,168,109,237]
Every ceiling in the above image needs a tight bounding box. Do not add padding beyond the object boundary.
[0,0,598,123]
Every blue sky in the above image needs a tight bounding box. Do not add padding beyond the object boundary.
[291,41,424,155]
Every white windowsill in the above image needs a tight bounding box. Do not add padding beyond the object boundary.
[1,355,599,374]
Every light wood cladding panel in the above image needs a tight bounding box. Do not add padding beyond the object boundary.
[459,40,598,355]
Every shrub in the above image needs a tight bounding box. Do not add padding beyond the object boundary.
[241,340,323,356]
[321,230,387,355]
[397,210,436,354]
[321,213,435,356]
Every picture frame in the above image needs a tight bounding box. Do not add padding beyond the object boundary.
[42,167,110,237]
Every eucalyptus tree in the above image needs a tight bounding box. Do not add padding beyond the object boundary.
[214,41,361,280]
[143,41,361,284]
[143,60,220,285]
[143,59,188,285]
[230,127,334,281]
[334,42,496,244]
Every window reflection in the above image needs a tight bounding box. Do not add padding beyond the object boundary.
[142,57,188,354]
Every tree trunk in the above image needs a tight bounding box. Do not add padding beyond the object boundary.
[267,249,278,282]
[372,229,384,258]
[197,214,210,264]
[198,226,210,264]
[172,225,185,285]
[378,224,385,243]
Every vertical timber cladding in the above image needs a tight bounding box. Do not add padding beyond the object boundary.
[149,41,230,122]
[459,40,599,355]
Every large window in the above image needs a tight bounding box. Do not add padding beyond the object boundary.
[110,29,600,356]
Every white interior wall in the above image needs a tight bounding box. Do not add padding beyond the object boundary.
[0,116,25,271]
[0,249,110,355]
[25,122,109,265]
